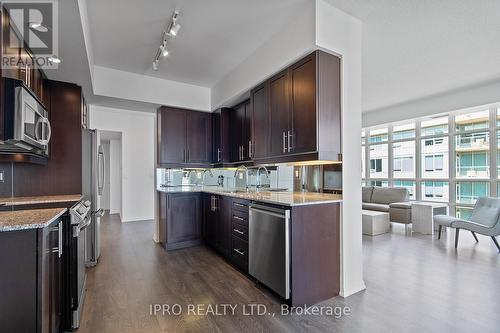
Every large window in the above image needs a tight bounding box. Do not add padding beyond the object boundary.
[362,105,500,217]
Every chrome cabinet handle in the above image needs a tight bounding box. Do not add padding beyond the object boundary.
[58,221,63,258]
[248,140,253,158]
[51,221,63,258]
[217,148,221,162]
[234,248,245,256]
[287,130,293,152]
[234,203,245,208]
[283,131,287,153]
[241,146,245,160]
[233,228,245,235]
[233,215,245,221]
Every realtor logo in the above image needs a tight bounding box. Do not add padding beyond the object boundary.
[1,0,59,69]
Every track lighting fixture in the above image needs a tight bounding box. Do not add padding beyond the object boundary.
[152,9,181,71]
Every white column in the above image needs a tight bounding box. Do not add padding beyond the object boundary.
[315,0,365,297]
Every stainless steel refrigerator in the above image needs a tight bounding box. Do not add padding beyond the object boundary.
[82,129,104,267]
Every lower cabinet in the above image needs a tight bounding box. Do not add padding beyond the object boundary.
[0,217,63,333]
[202,194,249,272]
[161,192,203,250]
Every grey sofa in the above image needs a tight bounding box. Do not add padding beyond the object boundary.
[362,187,412,225]
[434,197,500,251]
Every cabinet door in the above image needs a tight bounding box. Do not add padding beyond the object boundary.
[202,194,217,248]
[217,196,232,258]
[243,101,252,160]
[41,219,62,333]
[1,10,22,80]
[158,107,187,165]
[167,193,202,244]
[251,82,269,159]
[269,70,290,157]
[212,110,221,163]
[186,111,212,163]
[290,54,317,154]
[230,104,245,162]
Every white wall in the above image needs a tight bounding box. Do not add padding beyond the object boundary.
[100,143,110,210]
[316,0,365,297]
[210,2,316,108]
[90,105,155,222]
[109,138,122,216]
[93,66,211,112]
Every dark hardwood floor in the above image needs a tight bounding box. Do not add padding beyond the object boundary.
[79,215,500,333]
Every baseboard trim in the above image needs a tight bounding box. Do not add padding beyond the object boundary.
[339,281,366,298]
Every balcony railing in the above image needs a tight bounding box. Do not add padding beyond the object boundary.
[456,166,489,178]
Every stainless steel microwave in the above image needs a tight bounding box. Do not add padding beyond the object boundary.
[0,78,51,156]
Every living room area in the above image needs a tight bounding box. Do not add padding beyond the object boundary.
[361,105,500,250]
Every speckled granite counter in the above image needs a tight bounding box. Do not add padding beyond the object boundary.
[0,194,82,207]
[0,208,67,232]
[157,186,342,206]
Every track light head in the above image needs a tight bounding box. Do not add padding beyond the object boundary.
[169,23,181,36]
[152,61,159,71]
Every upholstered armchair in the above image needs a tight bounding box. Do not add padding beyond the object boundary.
[434,197,500,251]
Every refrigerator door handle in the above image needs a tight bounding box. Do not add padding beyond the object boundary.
[98,149,104,195]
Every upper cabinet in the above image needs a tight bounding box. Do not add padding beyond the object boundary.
[212,107,231,165]
[250,82,269,159]
[252,50,341,163]
[156,50,341,167]
[1,8,46,106]
[158,106,212,167]
[230,100,252,163]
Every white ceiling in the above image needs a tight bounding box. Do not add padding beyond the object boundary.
[327,0,500,112]
[86,0,308,87]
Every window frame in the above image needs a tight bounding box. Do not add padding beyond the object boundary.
[362,105,499,216]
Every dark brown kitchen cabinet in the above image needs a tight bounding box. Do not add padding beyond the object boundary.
[230,100,252,162]
[268,70,290,157]
[251,82,269,159]
[252,50,341,163]
[212,108,231,164]
[1,7,46,105]
[186,111,212,163]
[289,53,317,154]
[160,192,203,250]
[0,218,62,333]
[158,107,212,167]
[202,193,232,258]
[203,193,217,248]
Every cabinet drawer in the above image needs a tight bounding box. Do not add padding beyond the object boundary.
[232,220,248,241]
[231,236,248,272]
[232,199,249,213]
[232,210,248,224]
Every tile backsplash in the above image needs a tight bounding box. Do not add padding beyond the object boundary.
[156,166,294,191]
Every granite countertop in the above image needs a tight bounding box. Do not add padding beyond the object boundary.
[0,208,67,232]
[0,194,83,207]
[157,186,342,206]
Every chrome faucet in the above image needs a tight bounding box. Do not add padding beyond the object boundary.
[256,166,270,188]
[234,165,249,189]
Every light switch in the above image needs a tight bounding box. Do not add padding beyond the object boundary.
[0,170,4,182]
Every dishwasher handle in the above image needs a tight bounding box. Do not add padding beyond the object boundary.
[249,203,289,218]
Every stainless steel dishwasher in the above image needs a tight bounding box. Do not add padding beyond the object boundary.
[249,203,290,299]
